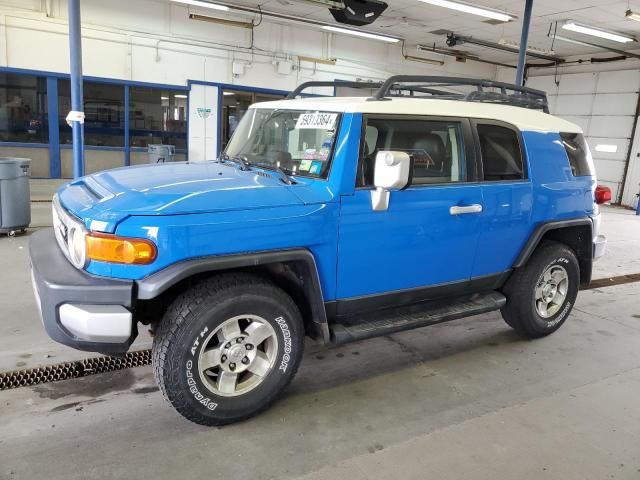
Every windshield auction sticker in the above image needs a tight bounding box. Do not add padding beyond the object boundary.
[295,112,338,130]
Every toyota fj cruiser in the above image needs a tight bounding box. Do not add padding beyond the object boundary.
[30,76,607,425]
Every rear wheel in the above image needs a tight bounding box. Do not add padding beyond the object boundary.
[501,242,579,338]
[152,273,304,426]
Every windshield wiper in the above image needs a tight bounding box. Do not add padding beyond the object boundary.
[221,154,251,171]
[252,162,295,185]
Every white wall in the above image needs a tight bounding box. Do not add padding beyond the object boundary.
[498,63,640,206]
[0,0,495,163]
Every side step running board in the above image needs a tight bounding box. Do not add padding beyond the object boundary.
[329,291,506,345]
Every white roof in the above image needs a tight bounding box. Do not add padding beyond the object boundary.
[252,97,582,134]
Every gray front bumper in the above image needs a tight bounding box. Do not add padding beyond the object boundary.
[29,228,137,354]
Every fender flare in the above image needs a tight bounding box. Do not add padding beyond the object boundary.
[136,249,330,343]
[513,217,593,284]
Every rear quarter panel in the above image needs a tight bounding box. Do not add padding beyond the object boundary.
[523,130,595,224]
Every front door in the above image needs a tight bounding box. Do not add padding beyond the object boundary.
[336,115,482,314]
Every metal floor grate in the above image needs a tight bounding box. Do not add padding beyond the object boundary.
[0,349,151,391]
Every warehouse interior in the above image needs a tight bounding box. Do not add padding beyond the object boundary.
[2,0,640,478]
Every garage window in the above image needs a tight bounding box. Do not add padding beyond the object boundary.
[477,124,525,181]
[58,80,124,147]
[129,87,187,150]
[560,132,595,177]
[0,73,49,144]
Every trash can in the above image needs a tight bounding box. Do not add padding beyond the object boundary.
[148,144,176,164]
[0,158,31,235]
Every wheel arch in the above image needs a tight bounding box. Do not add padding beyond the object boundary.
[513,218,593,285]
[135,249,330,343]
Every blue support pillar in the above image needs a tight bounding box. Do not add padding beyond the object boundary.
[68,0,84,178]
[515,0,534,87]
[124,85,130,166]
[46,77,61,178]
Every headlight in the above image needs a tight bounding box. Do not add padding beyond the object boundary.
[67,226,87,268]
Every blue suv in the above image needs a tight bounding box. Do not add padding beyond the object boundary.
[30,76,607,425]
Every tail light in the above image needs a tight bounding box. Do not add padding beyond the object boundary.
[595,185,612,205]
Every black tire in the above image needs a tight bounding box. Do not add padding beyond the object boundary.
[501,241,579,338]
[152,273,304,426]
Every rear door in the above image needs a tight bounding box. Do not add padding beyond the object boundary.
[470,120,533,279]
[336,115,483,314]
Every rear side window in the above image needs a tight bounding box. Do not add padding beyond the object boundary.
[477,124,525,181]
[560,132,595,177]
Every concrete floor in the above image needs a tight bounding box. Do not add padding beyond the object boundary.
[1,183,640,479]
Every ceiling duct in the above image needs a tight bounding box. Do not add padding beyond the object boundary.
[329,0,388,26]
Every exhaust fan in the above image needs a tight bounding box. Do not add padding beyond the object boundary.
[330,0,388,26]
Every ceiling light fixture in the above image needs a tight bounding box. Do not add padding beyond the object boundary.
[417,0,515,22]
[562,21,635,43]
[498,38,555,56]
[416,44,516,68]
[548,34,597,48]
[625,9,640,22]
[446,33,560,62]
[171,0,230,11]
[189,13,253,28]
[595,144,618,153]
[321,25,401,43]
[549,33,640,59]
[298,55,337,65]
[174,94,188,98]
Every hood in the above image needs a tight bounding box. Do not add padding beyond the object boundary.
[58,162,305,231]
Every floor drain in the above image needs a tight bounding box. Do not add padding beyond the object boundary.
[0,349,151,391]
[581,273,640,290]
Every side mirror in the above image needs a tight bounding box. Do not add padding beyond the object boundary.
[371,151,411,211]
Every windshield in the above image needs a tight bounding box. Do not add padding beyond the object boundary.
[224,109,341,179]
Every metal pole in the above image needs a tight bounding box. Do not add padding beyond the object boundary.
[68,0,84,178]
[515,0,534,87]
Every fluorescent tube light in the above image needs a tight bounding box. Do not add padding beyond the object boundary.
[418,0,514,22]
[171,0,229,12]
[189,13,253,28]
[161,96,169,100]
[562,21,635,43]
[498,38,555,56]
[298,55,337,65]
[549,34,597,48]
[594,144,618,153]
[626,10,640,22]
[223,92,236,95]
[174,94,188,99]
[321,25,400,43]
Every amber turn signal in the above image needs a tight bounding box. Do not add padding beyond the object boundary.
[85,233,157,265]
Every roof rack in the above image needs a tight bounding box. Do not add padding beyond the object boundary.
[286,80,452,100]
[369,75,549,113]
[286,76,550,113]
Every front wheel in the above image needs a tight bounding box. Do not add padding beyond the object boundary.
[501,242,579,338]
[152,273,304,426]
